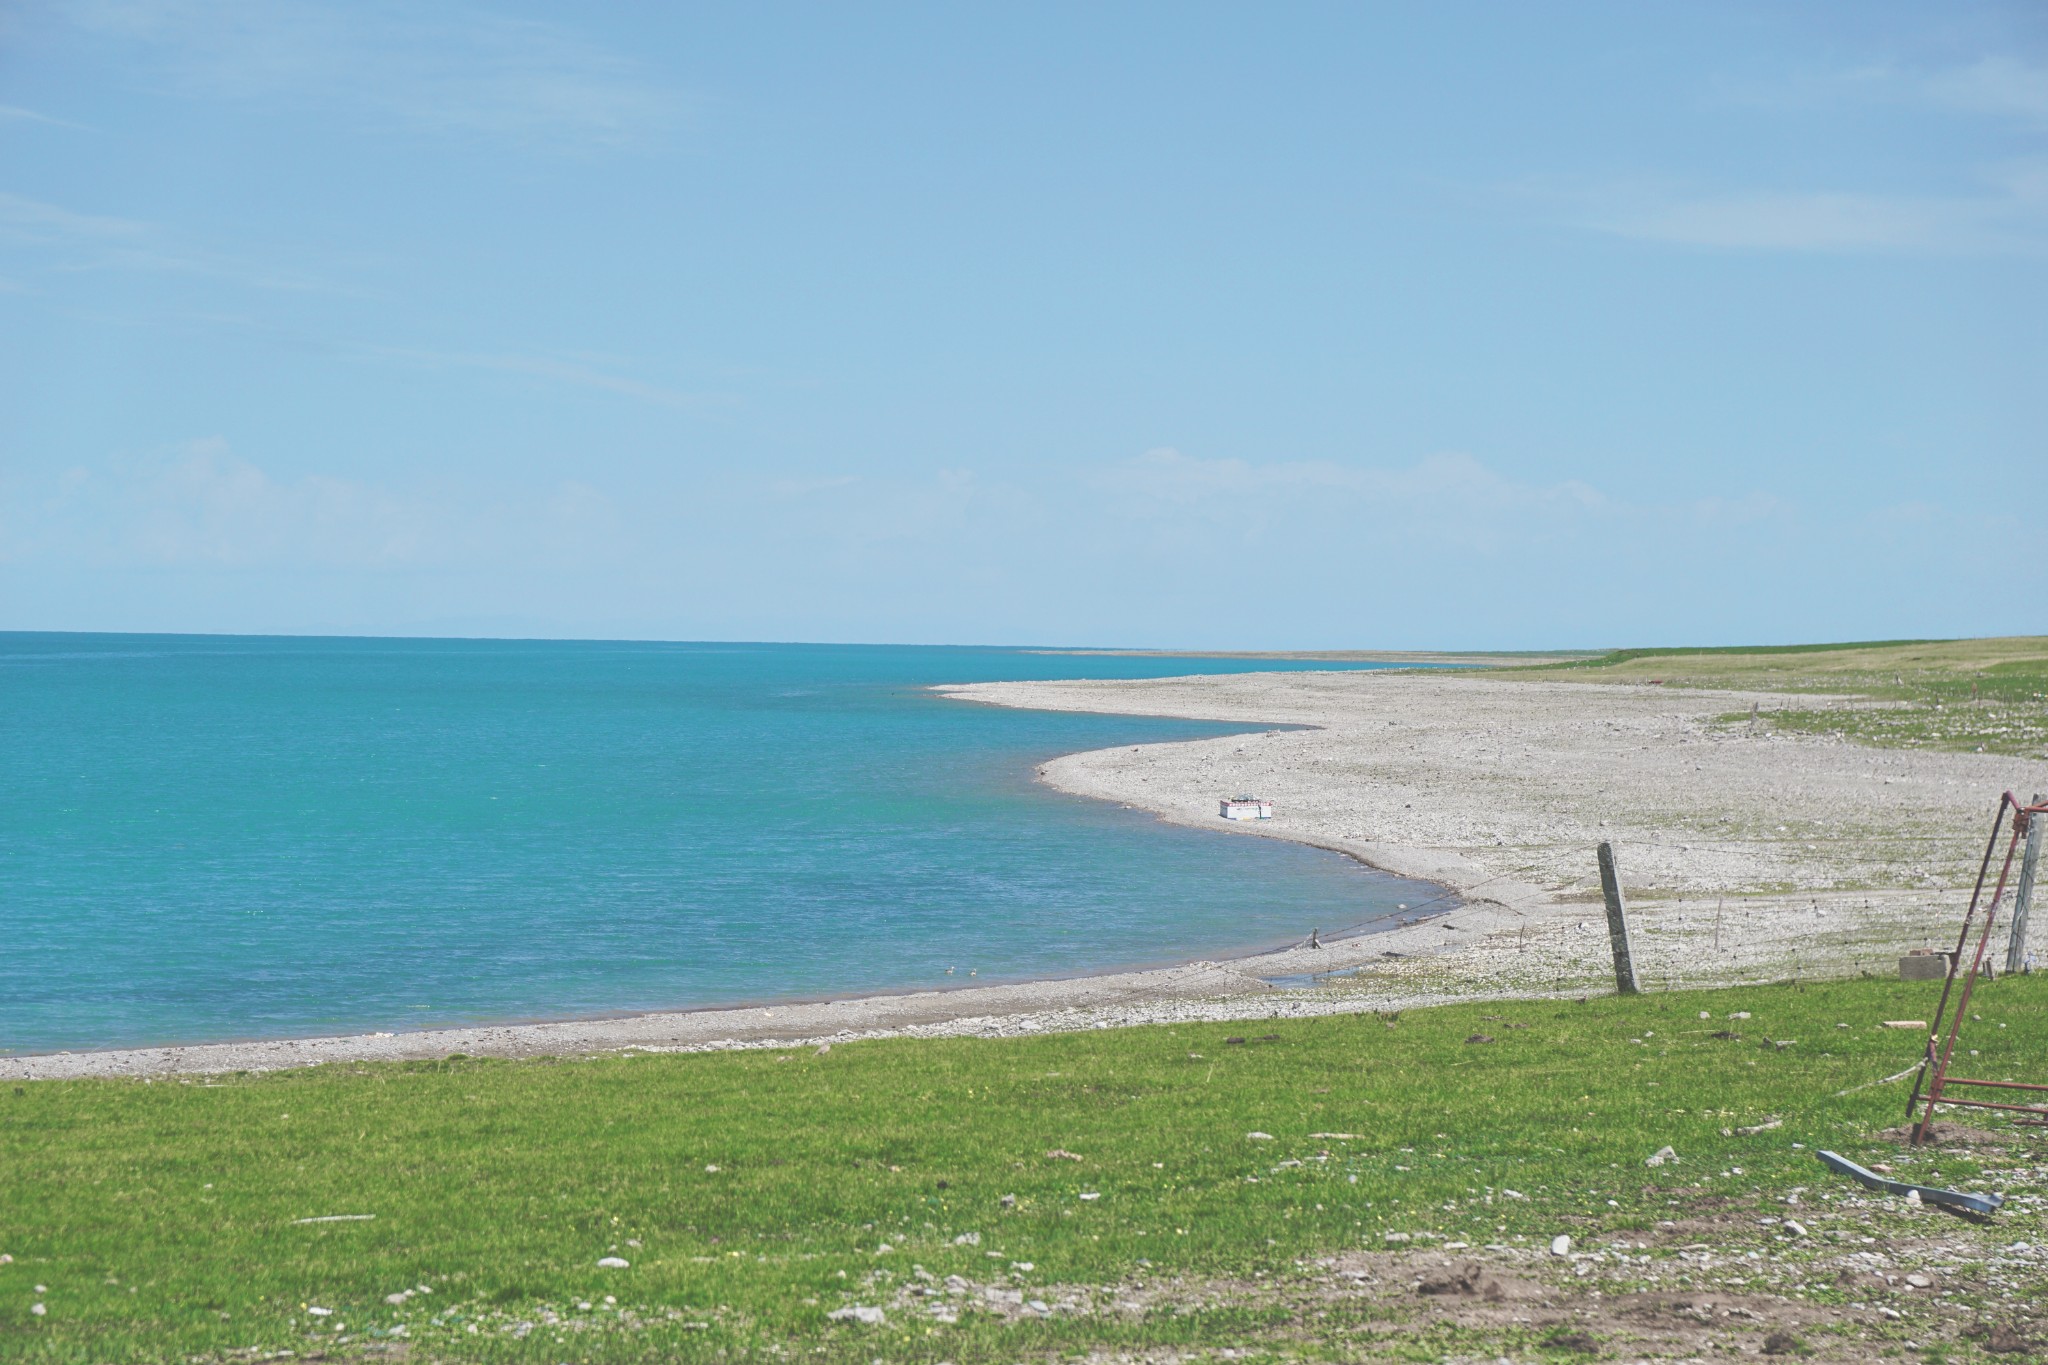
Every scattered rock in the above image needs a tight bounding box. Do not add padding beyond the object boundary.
[1783,1219,1808,1237]
[1079,1191,1101,1201]
[999,1194,1016,1207]
[826,1304,886,1325]
[1645,1145,1677,1167]
[307,1306,333,1317]
[1045,1148,1083,1161]
[1550,1235,1572,1256]
[1735,1118,1782,1136]
[1246,1131,1275,1141]
[953,1231,981,1245]
[596,1256,630,1268]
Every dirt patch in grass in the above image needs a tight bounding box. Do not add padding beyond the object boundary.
[1878,1120,2015,1149]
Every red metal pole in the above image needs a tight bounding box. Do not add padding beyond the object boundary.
[1915,794,2027,1144]
[1908,796,2013,1122]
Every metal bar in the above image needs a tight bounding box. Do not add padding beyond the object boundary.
[1597,841,1639,996]
[1816,1150,2005,1215]
[1938,1077,2048,1093]
[1918,1095,2048,1117]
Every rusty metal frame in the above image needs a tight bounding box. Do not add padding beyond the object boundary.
[1906,791,2048,1145]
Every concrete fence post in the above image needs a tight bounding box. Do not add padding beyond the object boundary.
[2007,794,2044,977]
[1597,840,1640,996]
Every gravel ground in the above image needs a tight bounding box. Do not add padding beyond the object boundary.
[941,670,2048,1001]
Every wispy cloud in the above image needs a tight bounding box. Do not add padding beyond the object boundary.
[1530,168,2048,256]
[1921,56,2048,125]
[0,104,89,130]
[1557,50,2048,257]
[0,189,345,291]
[0,191,146,242]
[366,345,727,412]
[63,0,682,148]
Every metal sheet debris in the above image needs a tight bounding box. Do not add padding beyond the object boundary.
[1815,1149,2004,1216]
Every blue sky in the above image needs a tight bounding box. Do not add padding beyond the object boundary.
[2,2,2042,649]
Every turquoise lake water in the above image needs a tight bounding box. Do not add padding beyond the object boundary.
[2,635,1445,1055]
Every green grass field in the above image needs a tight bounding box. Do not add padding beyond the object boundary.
[6,975,2044,1362]
[1508,636,2048,758]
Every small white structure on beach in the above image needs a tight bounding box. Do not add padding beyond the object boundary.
[1219,796,1273,821]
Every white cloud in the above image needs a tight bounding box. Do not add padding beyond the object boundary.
[1597,189,1982,252]
[63,0,683,148]
[1555,49,2048,257]
[1923,56,2048,124]
[1539,171,2048,256]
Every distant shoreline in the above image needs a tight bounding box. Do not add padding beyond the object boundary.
[1025,648,1594,666]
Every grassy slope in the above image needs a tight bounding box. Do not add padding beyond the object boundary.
[1506,636,2048,758]
[5,976,2045,1362]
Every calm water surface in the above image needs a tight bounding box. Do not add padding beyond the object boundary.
[2,635,1444,1054]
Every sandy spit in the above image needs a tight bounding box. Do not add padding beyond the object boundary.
[10,670,2040,1080]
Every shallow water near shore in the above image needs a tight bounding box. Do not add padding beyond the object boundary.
[2,634,1444,1055]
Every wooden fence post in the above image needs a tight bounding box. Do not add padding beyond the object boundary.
[1598,840,1640,996]
[2007,794,2044,977]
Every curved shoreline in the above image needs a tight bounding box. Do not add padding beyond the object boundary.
[16,665,2041,1080]
[2,688,1464,1081]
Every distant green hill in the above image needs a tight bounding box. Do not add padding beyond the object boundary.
[1502,636,2048,758]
